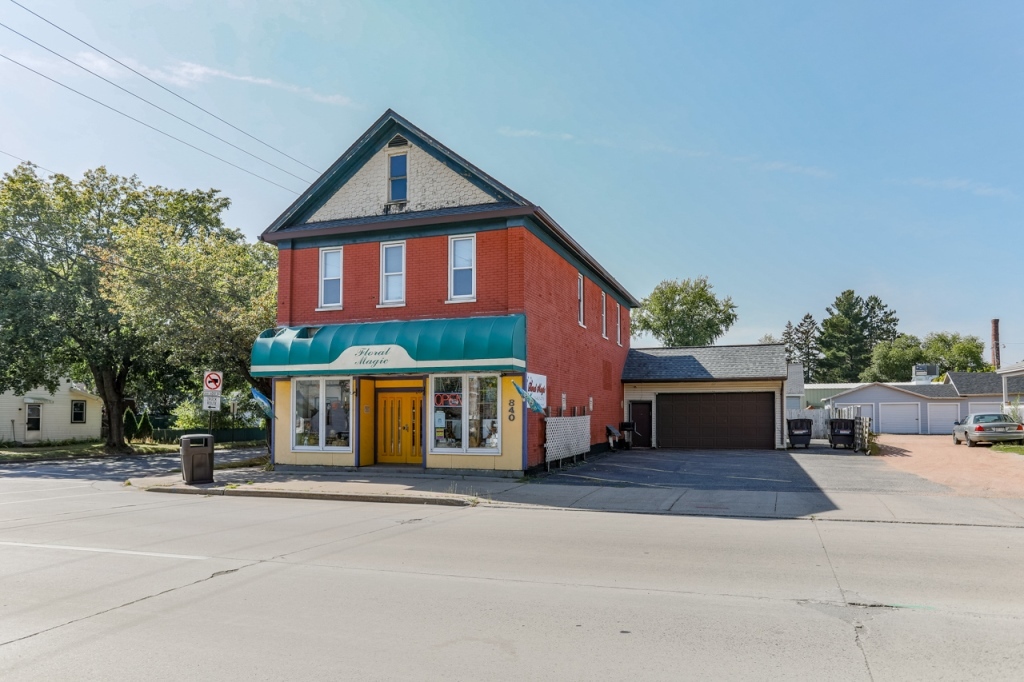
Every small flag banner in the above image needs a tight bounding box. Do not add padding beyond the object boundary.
[251,387,274,419]
[512,381,545,414]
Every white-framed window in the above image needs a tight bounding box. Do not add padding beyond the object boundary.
[388,152,407,202]
[448,235,476,301]
[577,274,585,327]
[71,400,86,424]
[292,377,353,451]
[26,403,41,431]
[319,247,343,309]
[380,241,405,305]
[430,374,500,454]
[601,292,607,338]
[616,303,622,346]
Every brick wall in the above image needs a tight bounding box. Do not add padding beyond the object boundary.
[282,229,514,326]
[518,228,631,468]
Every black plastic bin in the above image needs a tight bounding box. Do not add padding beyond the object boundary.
[619,422,636,450]
[787,418,813,449]
[828,419,856,450]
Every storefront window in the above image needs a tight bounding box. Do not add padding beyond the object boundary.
[294,379,320,448]
[431,374,500,453]
[468,376,499,449]
[433,376,463,449]
[324,379,351,448]
[293,377,353,450]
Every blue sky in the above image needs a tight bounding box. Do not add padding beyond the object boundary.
[2,1,1022,362]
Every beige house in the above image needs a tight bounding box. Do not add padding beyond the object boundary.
[1,380,103,444]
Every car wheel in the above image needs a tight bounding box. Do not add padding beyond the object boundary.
[953,432,960,444]
[966,435,976,448]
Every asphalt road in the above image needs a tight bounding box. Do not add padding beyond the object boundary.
[1,462,1022,680]
[0,446,266,482]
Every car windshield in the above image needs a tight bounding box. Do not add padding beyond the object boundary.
[974,414,1008,424]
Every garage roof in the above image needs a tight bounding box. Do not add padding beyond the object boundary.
[623,344,788,382]
[947,372,1024,396]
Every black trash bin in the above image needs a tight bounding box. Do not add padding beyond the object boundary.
[828,419,855,450]
[180,434,215,484]
[787,418,812,449]
[619,422,636,450]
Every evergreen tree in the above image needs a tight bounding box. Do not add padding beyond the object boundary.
[759,333,781,344]
[123,408,139,442]
[136,411,154,441]
[791,314,820,382]
[780,321,797,362]
[817,291,872,382]
[864,295,899,347]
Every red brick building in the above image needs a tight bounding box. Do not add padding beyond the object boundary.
[252,111,637,473]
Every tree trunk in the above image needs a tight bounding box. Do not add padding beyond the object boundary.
[92,365,133,454]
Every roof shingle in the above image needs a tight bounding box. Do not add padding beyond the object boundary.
[623,344,788,382]
[948,372,1024,396]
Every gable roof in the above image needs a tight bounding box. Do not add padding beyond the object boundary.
[259,109,639,307]
[947,372,1024,396]
[623,344,788,382]
[828,382,961,401]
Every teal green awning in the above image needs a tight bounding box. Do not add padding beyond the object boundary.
[251,315,526,377]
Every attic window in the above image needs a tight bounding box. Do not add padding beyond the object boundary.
[388,135,409,148]
[389,153,407,202]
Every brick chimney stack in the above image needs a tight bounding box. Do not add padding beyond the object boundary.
[992,319,1001,369]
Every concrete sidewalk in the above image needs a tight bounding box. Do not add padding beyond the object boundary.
[130,466,1024,528]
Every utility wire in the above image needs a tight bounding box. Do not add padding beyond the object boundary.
[6,0,322,175]
[0,52,300,194]
[0,21,315,185]
[0,148,57,175]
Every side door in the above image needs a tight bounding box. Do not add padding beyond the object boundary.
[25,403,42,443]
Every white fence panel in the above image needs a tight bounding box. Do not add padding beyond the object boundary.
[544,415,590,464]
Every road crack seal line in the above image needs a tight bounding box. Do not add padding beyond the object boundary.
[0,559,260,649]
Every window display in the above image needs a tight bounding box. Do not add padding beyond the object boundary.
[294,377,352,450]
[294,379,320,448]
[432,374,500,453]
[468,376,498,449]
[324,379,351,447]
[433,376,463,449]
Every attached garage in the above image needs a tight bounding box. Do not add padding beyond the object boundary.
[623,345,790,450]
[879,403,920,434]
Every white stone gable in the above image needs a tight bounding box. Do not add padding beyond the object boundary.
[308,142,498,223]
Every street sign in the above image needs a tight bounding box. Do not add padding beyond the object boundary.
[203,371,223,395]
[203,396,221,411]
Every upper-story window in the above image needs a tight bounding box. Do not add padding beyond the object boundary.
[380,241,405,305]
[449,235,475,301]
[616,303,622,346]
[601,292,607,338]
[389,153,407,202]
[577,273,585,327]
[319,247,343,308]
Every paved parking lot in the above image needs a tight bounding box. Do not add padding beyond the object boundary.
[537,446,952,495]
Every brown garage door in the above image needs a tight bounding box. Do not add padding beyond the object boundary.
[656,392,775,449]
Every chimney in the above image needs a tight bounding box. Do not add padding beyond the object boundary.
[992,319,1001,369]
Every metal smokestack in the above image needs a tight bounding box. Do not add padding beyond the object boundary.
[992,319,1001,369]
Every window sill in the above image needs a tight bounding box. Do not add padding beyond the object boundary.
[602,334,608,340]
[429,450,501,456]
[315,306,343,312]
[445,298,476,304]
[578,322,587,329]
[376,302,406,308]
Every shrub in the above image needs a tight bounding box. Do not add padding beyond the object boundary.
[136,411,154,441]
[123,408,139,442]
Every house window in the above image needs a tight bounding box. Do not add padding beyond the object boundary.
[431,374,499,453]
[319,247,342,308]
[577,274,585,327]
[26,404,41,431]
[601,292,607,338]
[389,153,407,202]
[616,303,622,346]
[293,378,352,451]
[380,241,405,305]
[449,235,475,300]
[71,400,86,424]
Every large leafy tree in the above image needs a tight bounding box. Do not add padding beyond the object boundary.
[107,219,276,409]
[0,164,229,451]
[860,334,927,382]
[922,332,991,374]
[633,276,737,347]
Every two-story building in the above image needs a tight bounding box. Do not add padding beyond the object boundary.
[251,110,638,474]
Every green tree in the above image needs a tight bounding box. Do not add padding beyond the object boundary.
[0,164,230,452]
[759,333,781,344]
[863,295,899,347]
[860,334,926,382]
[106,218,276,414]
[136,411,154,441]
[817,291,876,382]
[922,332,991,374]
[123,408,139,442]
[783,314,821,382]
[633,277,737,347]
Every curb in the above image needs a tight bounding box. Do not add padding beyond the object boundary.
[144,485,470,507]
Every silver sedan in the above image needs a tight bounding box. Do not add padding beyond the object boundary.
[953,413,1024,447]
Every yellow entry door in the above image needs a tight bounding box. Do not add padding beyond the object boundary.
[376,392,423,464]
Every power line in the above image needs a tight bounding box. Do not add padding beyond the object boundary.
[0,148,56,175]
[6,0,322,175]
[0,51,300,194]
[0,20,315,185]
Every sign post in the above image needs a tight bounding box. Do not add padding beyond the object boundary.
[202,371,223,434]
